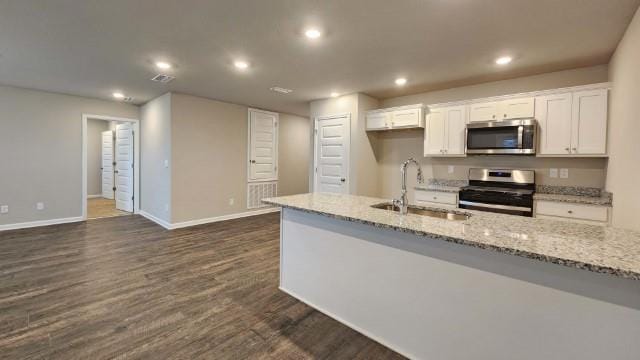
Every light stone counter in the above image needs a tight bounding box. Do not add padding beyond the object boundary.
[264,192,640,280]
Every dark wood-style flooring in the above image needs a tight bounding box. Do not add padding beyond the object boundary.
[0,213,404,359]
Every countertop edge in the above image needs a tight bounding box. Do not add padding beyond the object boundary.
[264,200,639,281]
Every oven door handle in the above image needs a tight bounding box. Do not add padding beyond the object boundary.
[459,201,531,212]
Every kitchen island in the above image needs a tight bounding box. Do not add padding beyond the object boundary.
[263,193,640,360]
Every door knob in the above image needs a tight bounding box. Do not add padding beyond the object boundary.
[340,178,346,183]
[249,160,256,163]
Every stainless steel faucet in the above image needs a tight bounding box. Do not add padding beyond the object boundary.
[393,157,425,215]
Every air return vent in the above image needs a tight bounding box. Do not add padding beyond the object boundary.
[151,74,175,83]
[247,181,277,209]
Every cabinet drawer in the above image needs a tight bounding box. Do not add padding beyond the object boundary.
[535,201,608,222]
[415,190,457,205]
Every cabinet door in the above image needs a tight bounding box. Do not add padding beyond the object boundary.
[469,101,499,122]
[571,89,608,155]
[391,108,422,128]
[499,97,535,119]
[424,110,446,156]
[444,106,467,155]
[366,112,390,130]
[535,93,572,155]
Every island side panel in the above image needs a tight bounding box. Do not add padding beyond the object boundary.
[279,208,640,360]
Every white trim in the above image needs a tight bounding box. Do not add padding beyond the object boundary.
[313,113,351,194]
[170,207,280,229]
[0,216,84,232]
[278,286,416,360]
[139,208,280,230]
[138,210,173,230]
[87,194,102,199]
[247,108,279,183]
[426,82,612,109]
[366,103,424,115]
[82,114,140,221]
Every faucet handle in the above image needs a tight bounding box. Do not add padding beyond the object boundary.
[392,198,402,209]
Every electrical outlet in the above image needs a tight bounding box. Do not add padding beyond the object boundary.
[164,204,169,212]
[164,160,169,168]
[560,168,569,179]
[448,165,455,174]
[549,168,558,178]
[36,202,44,210]
[0,205,8,214]
[229,198,235,206]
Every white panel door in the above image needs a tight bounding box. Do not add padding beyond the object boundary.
[469,101,499,122]
[249,110,278,181]
[424,110,445,156]
[571,89,608,155]
[101,130,114,199]
[115,123,134,212]
[444,106,467,155]
[315,115,350,194]
[536,93,573,155]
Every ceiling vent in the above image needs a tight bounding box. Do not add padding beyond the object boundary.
[270,86,293,94]
[122,96,133,102]
[151,74,175,83]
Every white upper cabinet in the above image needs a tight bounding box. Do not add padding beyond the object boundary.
[536,93,573,155]
[365,111,391,130]
[536,89,608,156]
[366,104,424,131]
[469,101,500,122]
[469,97,535,122]
[424,105,467,156]
[571,89,608,155]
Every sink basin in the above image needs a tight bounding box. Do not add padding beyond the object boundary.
[371,203,470,221]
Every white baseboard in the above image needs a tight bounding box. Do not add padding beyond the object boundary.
[87,194,103,199]
[138,210,172,230]
[139,207,280,230]
[170,207,280,229]
[0,216,85,232]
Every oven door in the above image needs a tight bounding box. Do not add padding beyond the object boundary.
[459,189,533,217]
[466,119,536,154]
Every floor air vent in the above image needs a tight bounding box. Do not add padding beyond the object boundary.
[247,181,277,209]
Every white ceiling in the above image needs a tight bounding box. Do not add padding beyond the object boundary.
[0,0,638,116]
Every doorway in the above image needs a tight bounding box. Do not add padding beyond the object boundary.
[313,113,351,194]
[82,114,140,220]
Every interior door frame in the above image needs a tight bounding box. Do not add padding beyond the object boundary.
[313,113,351,194]
[247,108,279,182]
[82,114,140,220]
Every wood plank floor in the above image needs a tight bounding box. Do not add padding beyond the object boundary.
[0,213,404,359]
[87,198,131,220]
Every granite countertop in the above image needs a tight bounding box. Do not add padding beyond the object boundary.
[263,193,640,280]
[415,179,466,193]
[534,185,613,206]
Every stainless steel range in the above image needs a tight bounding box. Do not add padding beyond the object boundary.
[459,168,535,217]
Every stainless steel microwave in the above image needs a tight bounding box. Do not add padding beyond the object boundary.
[466,119,536,155]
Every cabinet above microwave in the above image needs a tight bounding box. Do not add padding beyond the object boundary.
[365,104,425,131]
[469,97,535,122]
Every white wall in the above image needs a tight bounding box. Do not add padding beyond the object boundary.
[87,119,110,196]
[140,93,172,223]
[606,7,640,231]
[0,85,138,227]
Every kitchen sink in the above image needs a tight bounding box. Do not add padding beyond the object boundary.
[371,203,470,221]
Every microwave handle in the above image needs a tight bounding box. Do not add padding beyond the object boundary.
[517,125,524,149]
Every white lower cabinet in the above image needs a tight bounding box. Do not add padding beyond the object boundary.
[535,200,610,225]
[415,190,458,209]
[424,105,467,156]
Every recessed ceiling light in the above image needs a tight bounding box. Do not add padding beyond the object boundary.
[155,61,172,70]
[113,92,125,99]
[330,92,339,98]
[234,60,249,70]
[495,56,513,65]
[395,78,407,86]
[305,28,322,39]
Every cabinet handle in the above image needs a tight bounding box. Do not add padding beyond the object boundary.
[567,210,573,214]
[503,114,507,118]
[572,147,577,152]
[433,197,437,200]
[492,115,496,119]
[565,147,570,152]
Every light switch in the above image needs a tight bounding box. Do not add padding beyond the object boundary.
[560,168,569,179]
[36,202,44,210]
[549,168,558,178]
[0,205,8,214]
[448,165,455,174]
[164,160,169,168]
